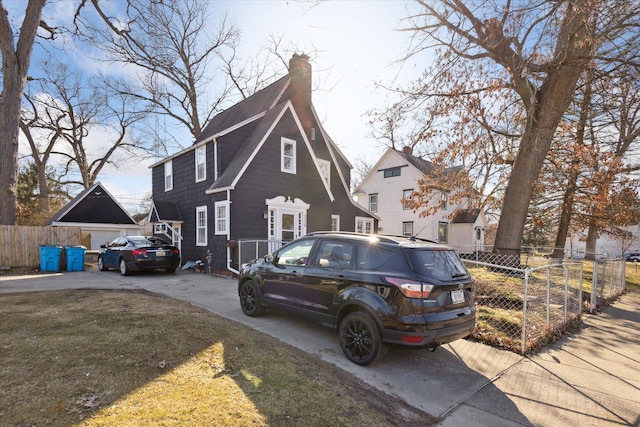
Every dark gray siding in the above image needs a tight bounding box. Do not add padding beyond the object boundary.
[230,110,334,240]
[151,145,218,265]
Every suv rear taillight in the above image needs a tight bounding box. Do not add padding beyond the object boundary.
[384,277,433,298]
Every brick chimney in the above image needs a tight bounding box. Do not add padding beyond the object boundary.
[402,146,413,155]
[289,54,313,140]
[289,53,311,102]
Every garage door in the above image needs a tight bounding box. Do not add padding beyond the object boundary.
[90,231,122,250]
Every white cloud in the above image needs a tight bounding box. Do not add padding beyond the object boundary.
[20,0,424,213]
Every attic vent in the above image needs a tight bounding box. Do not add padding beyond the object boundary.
[311,127,316,140]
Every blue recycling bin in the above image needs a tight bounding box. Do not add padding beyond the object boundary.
[65,246,86,271]
[39,245,63,272]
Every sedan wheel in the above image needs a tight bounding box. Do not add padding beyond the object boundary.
[239,280,265,317]
[119,258,131,276]
[339,311,386,365]
[98,257,107,271]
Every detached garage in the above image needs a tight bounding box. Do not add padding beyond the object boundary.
[46,182,144,250]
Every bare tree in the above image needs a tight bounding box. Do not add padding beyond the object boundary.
[73,0,242,153]
[393,0,639,263]
[19,92,62,215]
[22,61,149,190]
[0,0,47,225]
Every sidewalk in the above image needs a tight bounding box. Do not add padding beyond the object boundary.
[442,290,640,427]
[1,269,639,426]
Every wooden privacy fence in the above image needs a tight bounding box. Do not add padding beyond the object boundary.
[0,225,83,269]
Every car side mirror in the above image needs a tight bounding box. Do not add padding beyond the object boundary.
[100,244,106,249]
[264,254,274,264]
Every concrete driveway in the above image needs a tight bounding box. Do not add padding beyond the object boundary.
[1,268,638,426]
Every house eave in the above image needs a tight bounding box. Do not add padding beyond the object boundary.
[49,221,143,229]
[205,186,234,195]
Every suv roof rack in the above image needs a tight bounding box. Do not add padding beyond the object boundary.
[303,231,401,244]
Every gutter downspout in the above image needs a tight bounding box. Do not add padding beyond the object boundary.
[225,188,239,275]
[211,134,239,275]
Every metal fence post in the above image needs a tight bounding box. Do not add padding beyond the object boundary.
[563,263,569,322]
[521,267,531,355]
[591,260,598,314]
[546,265,551,326]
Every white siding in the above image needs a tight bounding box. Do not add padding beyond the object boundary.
[354,150,460,242]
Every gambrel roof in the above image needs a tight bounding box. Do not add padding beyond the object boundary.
[47,182,137,225]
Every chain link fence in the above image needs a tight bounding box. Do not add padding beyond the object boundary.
[239,240,627,355]
[238,239,286,267]
[459,246,627,354]
[461,253,584,354]
[590,257,627,313]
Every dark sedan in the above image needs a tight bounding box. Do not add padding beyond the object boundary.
[98,236,180,276]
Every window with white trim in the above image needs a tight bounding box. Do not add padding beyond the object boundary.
[281,138,296,174]
[369,193,378,212]
[215,201,229,235]
[438,221,449,243]
[403,189,413,210]
[164,160,173,191]
[331,214,340,231]
[195,146,206,182]
[196,206,207,246]
[355,216,374,234]
[402,221,413,237]
[440,191,449,210]
[317,159,330,186]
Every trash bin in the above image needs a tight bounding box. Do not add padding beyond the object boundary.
[39,245,63,272]
[65,246,87,271]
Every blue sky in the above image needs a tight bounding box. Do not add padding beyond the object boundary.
[17,0,425,213]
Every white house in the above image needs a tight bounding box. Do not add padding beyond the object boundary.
[565,225,640,258]
[353,148,486,252]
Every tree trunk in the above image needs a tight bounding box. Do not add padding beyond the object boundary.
[0,0,46,225]
[493,3,593,266]
[585,217,598,260]
[37,164,51,215]
[553,72,593,259]
[552,163,579,259]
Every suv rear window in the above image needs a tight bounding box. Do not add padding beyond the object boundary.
[356,245,393,269]
[407,249,468,282]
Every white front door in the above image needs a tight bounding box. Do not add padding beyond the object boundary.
[266,196,309,247]
[280,211,297,242]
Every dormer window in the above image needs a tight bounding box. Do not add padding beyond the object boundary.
[281,138,296,174]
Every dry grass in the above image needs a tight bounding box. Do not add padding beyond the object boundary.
[624,262,640,291]
[0,289,434,426]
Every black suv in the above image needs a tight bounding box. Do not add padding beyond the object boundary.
[237,232,475,365]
